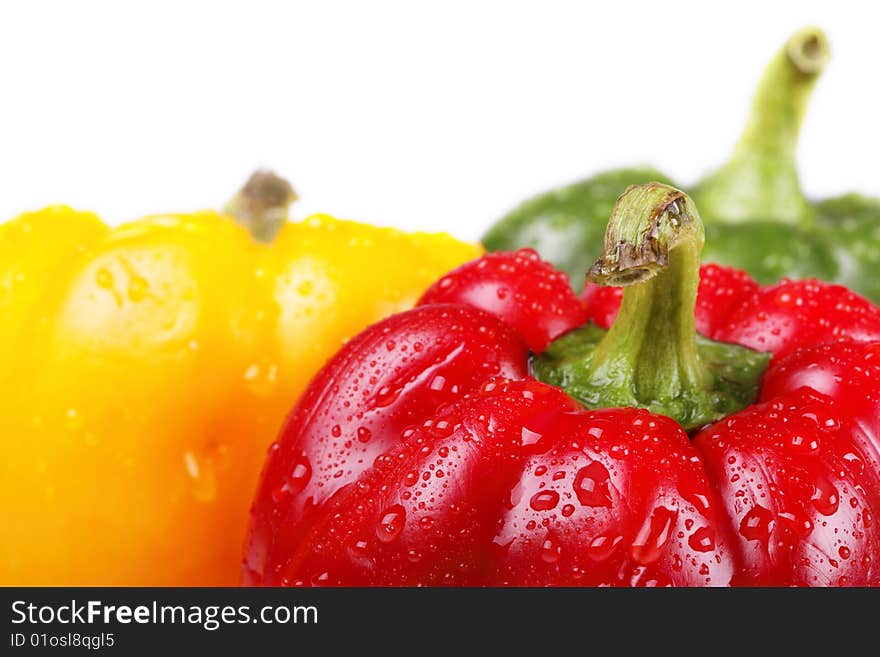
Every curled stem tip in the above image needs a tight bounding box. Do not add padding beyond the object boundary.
[587,183,703,287]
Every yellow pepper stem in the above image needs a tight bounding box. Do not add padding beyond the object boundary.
[224,170,298,242]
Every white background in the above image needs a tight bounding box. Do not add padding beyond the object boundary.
[0,0,876,240]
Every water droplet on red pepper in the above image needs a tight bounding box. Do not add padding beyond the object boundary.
[311,571,330,586]
[520,427,543,447]
[687,526,716,553]
[529,490,560,511]
[288,457,312,493]
[540,535,561,563]
[631,507,676,565]
[573,462,612,507]
[349,539,369,557]
[811,477,839,516]
[586,533,622,562]
[374,386,400,407]
[739,505,774,543]
[376,505,406,543]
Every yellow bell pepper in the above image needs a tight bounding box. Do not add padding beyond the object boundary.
[0,172,481,585]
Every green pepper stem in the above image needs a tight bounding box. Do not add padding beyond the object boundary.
[691,27,830,226]
[225,170,298,242]
[587,184,706,406]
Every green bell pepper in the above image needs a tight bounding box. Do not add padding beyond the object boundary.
[483,27,880,301]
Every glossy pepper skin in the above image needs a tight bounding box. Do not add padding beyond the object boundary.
[483,27,880,303]
[0,172,481,586]
[244,184,880,586]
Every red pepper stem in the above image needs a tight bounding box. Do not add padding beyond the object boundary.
[534,184,770,430]
[691,27,830,227]
[587,183,706,407]
[225,170,298,243]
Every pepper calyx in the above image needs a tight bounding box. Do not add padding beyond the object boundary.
[533,183,770,431]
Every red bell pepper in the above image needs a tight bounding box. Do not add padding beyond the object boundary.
[243,183,880,586]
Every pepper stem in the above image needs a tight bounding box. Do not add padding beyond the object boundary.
[532,183,769,431]
[691,27,830,226]
[588,184,705,406]
[225,170,298,242]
